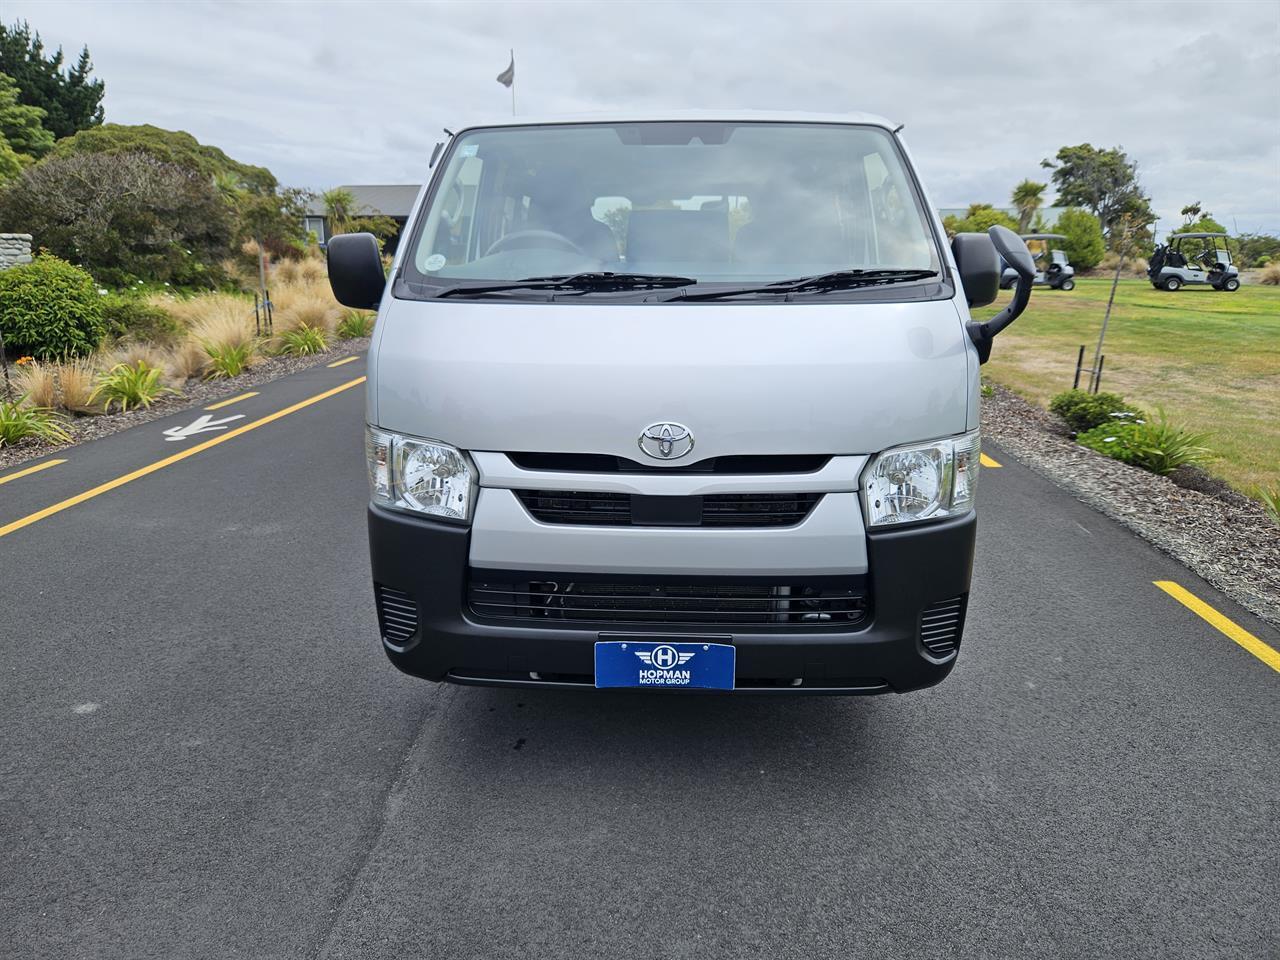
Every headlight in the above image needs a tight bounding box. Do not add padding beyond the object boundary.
[860,430,980,528]
[365,427,477,521]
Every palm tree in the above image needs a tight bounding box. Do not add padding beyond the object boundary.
[1011,180,1047,233]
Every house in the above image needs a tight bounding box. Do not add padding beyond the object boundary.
[303,184,423,252]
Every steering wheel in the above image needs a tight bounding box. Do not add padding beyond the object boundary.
[485,229,585,257]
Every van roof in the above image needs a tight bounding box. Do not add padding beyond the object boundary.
[451,109,899,133]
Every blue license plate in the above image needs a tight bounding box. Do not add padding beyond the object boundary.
[594,639,735,690]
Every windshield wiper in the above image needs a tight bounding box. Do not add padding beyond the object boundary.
[436,272,696,298]
[670,268,938,302]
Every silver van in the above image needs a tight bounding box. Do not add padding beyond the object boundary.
[328,112,1035,695]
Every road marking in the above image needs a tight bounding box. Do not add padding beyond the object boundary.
[205,391,258,411]
[162,413,246,442]
[0,458,66,486]
[0,377,366,540]
[980,453,1002,468]
[1154,580,1280,674]
[327,356,359,368]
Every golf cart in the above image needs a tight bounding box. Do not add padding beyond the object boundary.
[1000,234,1075,290]
[1148,232,1240,292]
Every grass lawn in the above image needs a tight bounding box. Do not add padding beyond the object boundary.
[971,278,1280,495]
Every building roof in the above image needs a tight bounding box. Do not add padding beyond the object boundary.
[306,184,423,218]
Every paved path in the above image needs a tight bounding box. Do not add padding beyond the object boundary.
[2,356,1275,959]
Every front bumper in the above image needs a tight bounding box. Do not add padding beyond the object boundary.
[367,505,976,694]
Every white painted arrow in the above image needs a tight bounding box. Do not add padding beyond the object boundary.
[162,413,245,442]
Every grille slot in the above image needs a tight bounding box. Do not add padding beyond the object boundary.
[375,584,419,644]
[469,575,869,629]
[508,452,830,474]
[514,489,821,528]
[919,595,966,658]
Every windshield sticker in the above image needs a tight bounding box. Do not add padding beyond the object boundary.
[459,144,479,157]
[423,254,447,272]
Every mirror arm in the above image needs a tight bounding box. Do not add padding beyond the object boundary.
[967,274,1032,364]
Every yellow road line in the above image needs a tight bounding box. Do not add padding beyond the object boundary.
[980,453,1002,468]
[0,377,366,540]
[0,458,67,486]
[327,356,359,368]
[205,391,259,411]
[1154,580,1280,674]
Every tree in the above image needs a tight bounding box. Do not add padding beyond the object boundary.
[51,123,276,194]
[1041,144,1154,244]
[321,187,397,243]
[0,150,234,287]
[0,71,52,161]
[0,135,21,182]
[1052,207,1106,270]
[50,123,306,261]
[0,20,103,140]
[941,203,1018,237]
[1011,179,1046,233]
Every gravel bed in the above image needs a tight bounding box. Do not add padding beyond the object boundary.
[982,383,1280,627]
[0,337,369,472]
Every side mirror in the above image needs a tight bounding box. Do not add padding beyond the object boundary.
[327,233,386,310]
[951,232,999,308]
[965,225,1035,364]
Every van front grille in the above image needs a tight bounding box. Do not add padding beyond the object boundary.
[919,595,966,657]
[375,584,419,644]
[508,452,830,474]
[514,490,821,528]
[468,573,869,629]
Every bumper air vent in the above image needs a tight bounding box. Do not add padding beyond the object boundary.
[919,595,967,658]
[375,584,419,645]
[469,573,869,629]
[514,490,821,528]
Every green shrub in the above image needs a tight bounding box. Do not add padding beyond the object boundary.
[101,295,183,344]
[278,324,328,356]
[1077,413,1212,476]
[336,311,373,339]
[203,340,254,378]
[1049,389,1146,433]
[0,253,106,359]
[89,361,175,412]
[1052,207,1106,270]
[0,395,71,446]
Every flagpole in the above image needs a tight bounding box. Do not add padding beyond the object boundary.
[510,48,516,115]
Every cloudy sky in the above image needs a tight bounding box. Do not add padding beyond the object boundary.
[10,0,1280,233]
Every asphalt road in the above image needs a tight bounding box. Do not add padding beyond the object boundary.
[2,355,1276,960]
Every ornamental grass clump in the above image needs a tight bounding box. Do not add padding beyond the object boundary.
[277,323,329,356]
[1076,411,1212,476]
[0,395,71,446]
[203,340,255,379]
[13,361,58,408]
[336,310,373,339]
[54,360,99,414]
[1256,486,1280,524]
[273,285,340,334]
[89,361,176,413]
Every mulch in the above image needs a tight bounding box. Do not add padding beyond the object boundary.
[981,383,1280,628]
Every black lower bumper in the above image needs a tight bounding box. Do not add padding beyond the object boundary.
[367,505,976,695]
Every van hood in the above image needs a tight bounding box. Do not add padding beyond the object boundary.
[370,297,975,461]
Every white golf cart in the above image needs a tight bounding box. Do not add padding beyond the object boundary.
[1000,234,1075,290]
[1148,232,1240,292]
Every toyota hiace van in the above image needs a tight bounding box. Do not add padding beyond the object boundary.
[328,112,1035,694]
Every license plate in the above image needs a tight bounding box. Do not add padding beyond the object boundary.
[594,639,735,690]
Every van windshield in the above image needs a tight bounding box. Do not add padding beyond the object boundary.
[405,122,940,291]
